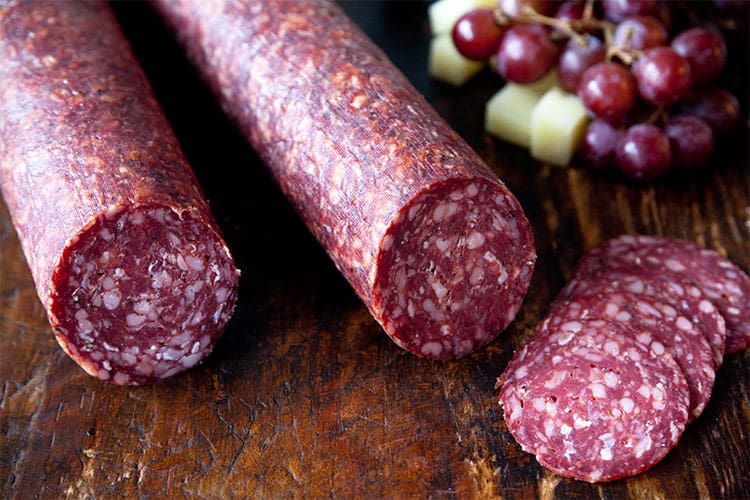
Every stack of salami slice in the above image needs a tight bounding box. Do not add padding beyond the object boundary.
[497,234,750,482]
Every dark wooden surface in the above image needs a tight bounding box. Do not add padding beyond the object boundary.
[2,2,749,498]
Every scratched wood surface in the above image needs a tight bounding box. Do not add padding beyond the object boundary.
[1,1,749,498]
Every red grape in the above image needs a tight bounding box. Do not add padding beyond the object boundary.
[558,35,606,93]
[665,115,714,169]
[616,124,671,182]
[578,62,636,122]
[496,25,557,84]
[452,8,504,61]
[612,16,668,50]
[671,27,727,86]
[602,0,657,22]
[632,47,691,106]
[680,87,741,134]
[579,119,626,170]
[554,1,585,23]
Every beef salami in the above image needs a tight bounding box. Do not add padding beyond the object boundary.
[154,0,536,359]
[557,264,726,369]
[573,235,750,354]
[0,2,240,384]
[499,318,689,482]
[543,292,715,421]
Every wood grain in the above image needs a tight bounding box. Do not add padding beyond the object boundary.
[1,1,748,498]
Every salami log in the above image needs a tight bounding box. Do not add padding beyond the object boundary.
[0,2,240,384]
[154,0,536,359]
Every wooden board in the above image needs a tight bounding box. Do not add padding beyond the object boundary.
[1,2,748,497]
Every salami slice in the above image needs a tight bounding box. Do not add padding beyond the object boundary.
[499,318,690,483]
[576,235,750,354]
[543,292,715,421]
[0,2,240,384]
[557,265,726,369]
[154,0,536,359]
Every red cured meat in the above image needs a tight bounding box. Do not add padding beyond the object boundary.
[576,235,750,354]
[544,292,715,421]
[0,2,240,384]
[557,264,726,369]
[499,318,689,482]
[154,0,536,359]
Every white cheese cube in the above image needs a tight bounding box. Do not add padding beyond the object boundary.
[530,88,589,167]
[428,34,483,87]
[428,0,498,35]
[524,70,561,95]
[484,71,559,147]
[485,85,538,148]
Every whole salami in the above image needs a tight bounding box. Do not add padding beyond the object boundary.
[0,2,240,384]
[154,0,536,359]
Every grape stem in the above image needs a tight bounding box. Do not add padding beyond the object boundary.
[493,6,614,51]
[582,0,595,22]
[606,44,642,66]
[604,26,643,66]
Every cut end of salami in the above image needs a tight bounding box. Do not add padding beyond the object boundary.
[47,204,240,385]
[373,178,536,360]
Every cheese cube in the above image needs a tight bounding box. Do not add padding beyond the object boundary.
[428,34,483,87]
[530,88,589,167]
[484,72,559,148]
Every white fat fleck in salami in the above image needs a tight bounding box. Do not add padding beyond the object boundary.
[543,291,716,421]
[47,205,239,385]
[498,318,689,483]
[576,235,750,354]
[557,265,726,369]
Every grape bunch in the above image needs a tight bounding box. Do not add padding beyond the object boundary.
[450,0,744,182]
